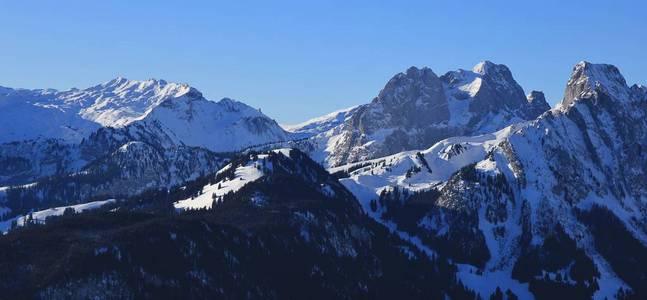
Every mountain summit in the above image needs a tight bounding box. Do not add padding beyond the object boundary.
[0,78,289,148]
[287,61,550,167]
[0,78,208,144]
[562,61,630,107]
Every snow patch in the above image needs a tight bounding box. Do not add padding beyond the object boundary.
[0,199,116,234]
[174,156,269,211]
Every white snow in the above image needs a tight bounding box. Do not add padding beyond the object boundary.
[0,199,116,233]
[0,78,195,143]
[174,155,270,211]
[331,126,513,203]
[140,97,290,153]
[457,264,532,299]
[0,79,291,151]
[282,105,359,136]
[567,61,630,104]
[271,148,293,157]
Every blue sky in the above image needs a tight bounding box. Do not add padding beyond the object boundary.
[1,1,645,124]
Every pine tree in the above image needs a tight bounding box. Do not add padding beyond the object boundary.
[489,287,503,300]
[369,200,377,212]
[505,289,518,300]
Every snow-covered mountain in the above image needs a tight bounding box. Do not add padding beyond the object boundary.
[0,88,100,143]
[0,78,290,186]
[0,78,290,218]
[173,149,290,211]
[0,78,290,148]
[286,61,550,167]
[137,96,290,153]
[331,61,647,298]
[0,78,195,143]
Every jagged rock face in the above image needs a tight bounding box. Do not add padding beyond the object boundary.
[526,90,551,118]
[465,62,647,296]
[454,61,532,118]
[356,66,449,132]
[332,67,451,164]
[289,61,551,167]
[334,61,647,298]
[562,61,629,108]
[630,84,647,102]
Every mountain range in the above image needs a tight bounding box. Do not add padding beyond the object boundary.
[287,61,550,167]
[0,61,645,299]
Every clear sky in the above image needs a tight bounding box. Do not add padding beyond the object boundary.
[1,1,645,124]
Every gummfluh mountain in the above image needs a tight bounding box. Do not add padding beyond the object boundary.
[287,61,549,167]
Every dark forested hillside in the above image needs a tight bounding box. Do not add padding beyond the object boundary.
[0,150,476,299]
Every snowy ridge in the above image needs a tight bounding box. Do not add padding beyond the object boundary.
[0,199,116,234]
[78,77,201,127]
[0,78,198,143]
[331,126,514,204]
[174,149,293,211]
[0,78,290,148]
[140,97,290,153]
[174,155,269,211]
[282,105,359,136]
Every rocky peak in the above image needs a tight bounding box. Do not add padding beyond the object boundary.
[74,78,206,127]
[562,61,629,107]
[100,76,128,88]
[300,62,553,167]
[631,84,647,102]
[524,91,551,118]
[451,61,530,116]
[473,60,509,75]
[527,89,550,106]
[217,97,248,111]
[95,77,199,99]
[526,90,546,104]
[374,66,445,108]
[472,61,517,86]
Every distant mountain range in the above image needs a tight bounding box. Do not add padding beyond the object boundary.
[1,61,646,299]
[0,77,290,148]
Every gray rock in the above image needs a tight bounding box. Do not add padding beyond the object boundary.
[294,61,552,167]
